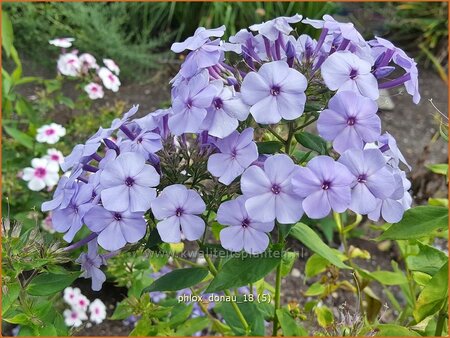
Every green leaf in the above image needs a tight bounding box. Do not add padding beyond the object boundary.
[2,11,14,58]
[59,96,75,109]
[373,324,421,336]
[314,305,334,328]
[215,299,265,335]
[35,324,57,336]
[2,282,20,316]
[4,313,29,325]
[257,140,283,154]
[175,317,210,336]
[304,282,326,296]
[305,254,329,278]
[276,308,307,336]
[294,132,328,155]
[369,270,408,285]
[110,301,133,320]
[406,242,448,276]
[206,253,282,292]
[378,206,448,240]
[3,125,34,149]
[27,272,80,296]
[413,262,448,322]
[289,223,349,269]
[280,251,298,277]
[143,268,209,292]
[426,163,448,176]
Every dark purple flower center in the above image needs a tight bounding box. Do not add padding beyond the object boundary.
[71,312,78,319]
[357,174,367,183]
[213,97,223,110]
[230,148,238,159]
[271,184,281,194]
[114,213,122,221]
[270,86,281,96]
[241,218,251,228]
[175,207,184,217]
[186,99,193,109]
[349,68,358,79]
[125,177,135,187]
[34,167,47,178]
[137,137,143,144]
[45,128,56,136]
[321,181,331,190]
[347,117,356,126]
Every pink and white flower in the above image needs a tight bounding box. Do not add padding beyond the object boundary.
[63,308,87,328]
[22,158,59,191]
[36,123,66,144]
[64,287,82,306]
[98,67,121,92]
[45,148,65,166]
[73,294,90,312]
[49,37,75,48]
[80,53,98,70]
[84,82,104,100]
[57,53,81,77]
[103,59,120,75]
[89,299,107,324]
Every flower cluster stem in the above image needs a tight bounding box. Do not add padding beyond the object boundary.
[203,253,250,335]
[272,263,282,336]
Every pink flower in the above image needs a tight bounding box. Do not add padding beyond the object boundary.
[84,82,104,100]
[57,53,81,77]
[49,37,75,48]
[80,53,98,70]
[89,299,107,324]
[103,58,120,75]
[22,158,59,191]
[45,148,65,165]
[98,67,121,92]
[36,123,66,144]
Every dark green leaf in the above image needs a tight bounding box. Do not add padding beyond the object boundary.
[294,132,328,155]
[145,227,162,250]
[378,206,448,240]
[27,272,80,296]
[110,301,134,320]
[143,268,209,292]
[206,254,282,292]
[257,141,283,154]
[289,223,349,269]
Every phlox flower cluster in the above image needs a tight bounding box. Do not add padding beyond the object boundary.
[44,14,418,290]
[62,287,106,327]
[50,37,121,99]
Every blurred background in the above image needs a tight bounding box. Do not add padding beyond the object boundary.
[2,2,448,335]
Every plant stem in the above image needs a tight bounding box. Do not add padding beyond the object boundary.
[272,264,282,336]
[173,258,229,334]
[203,253,250,334]
[285,122,295,155]
[294,116,318,132]
[266,125,285,143]
[272,225,285,336]
[435,308,448,336]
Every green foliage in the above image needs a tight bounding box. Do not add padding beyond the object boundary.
[144,268,209,292]
[289,222,349,269]
[378,206,448,240]
[3,2,172,80]
[206,252,282,292]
